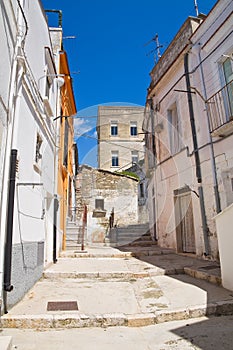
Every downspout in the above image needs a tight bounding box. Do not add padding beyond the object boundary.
[195,43,221,214]
[3,150,18,300]
[184,52,210,256]
[148,98,157,240]
[53,195,59,263]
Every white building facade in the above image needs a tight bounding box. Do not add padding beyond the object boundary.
[144,0,233,260]
[0,0,64,312]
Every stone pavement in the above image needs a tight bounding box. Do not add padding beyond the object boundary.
[1,244,233,333]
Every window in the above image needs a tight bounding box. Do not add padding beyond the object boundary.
[35,133,42,163]
[111,151,119,167]
[44,47,55,100]
[45,75,52,99]
[131,150,138,164]
[93,198,106,217]
[222,57,233,117]
[130,121,137,136]
[222,169,233,207]
[95,198,104,210]
[167,103,182,155]
[111,121,118,136]
[139,183,145,198]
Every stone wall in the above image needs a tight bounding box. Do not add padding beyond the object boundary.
[76,165,138,243]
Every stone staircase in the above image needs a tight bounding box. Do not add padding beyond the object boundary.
[66,220,85,251]
[109,223,156,247]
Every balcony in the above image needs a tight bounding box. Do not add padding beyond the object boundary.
[208,79,233,137]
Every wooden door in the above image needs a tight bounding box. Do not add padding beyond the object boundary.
[174,189,196,253]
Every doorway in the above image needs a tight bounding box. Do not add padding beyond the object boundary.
[174,187,196,254]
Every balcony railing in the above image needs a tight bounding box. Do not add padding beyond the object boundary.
[207,79,233,136]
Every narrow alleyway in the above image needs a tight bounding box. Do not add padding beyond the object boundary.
[1,244,233,349]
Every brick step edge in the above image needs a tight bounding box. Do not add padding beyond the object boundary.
[2,301,233,329]
[42,267,223,282]
[42,271,165,280]
[184,267,222,286]
[60,249,174,258]
[59,252,133,258]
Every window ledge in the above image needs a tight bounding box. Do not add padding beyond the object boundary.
[93,209,106,218]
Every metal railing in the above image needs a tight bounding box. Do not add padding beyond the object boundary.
[207,80,233,133]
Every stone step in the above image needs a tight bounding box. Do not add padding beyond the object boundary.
[66,224,82,230]
[66,246,82,251]
[0,336,12,350]
[111,236,151,242]
[66,233,82,239]
[2,299,233,329]
[60,250,132,258]
[115,227,149,234]
[112,231,151,238]
[110,236,155,247]
[65,242,84,249]
[127,240,158,247]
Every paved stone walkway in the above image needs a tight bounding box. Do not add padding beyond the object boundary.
[1,245,233,331]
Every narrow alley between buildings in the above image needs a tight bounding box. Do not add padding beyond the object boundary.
[1,240,233,349]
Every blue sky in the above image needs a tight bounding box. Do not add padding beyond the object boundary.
[41,0,216,167]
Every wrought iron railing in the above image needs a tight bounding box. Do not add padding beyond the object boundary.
[207,79,233,133]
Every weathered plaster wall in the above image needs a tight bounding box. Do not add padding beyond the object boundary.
[77,165,138,243]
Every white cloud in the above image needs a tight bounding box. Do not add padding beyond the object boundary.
[74,118,96,138]
[92,130,98,138]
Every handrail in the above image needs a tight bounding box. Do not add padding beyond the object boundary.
[207,80,233,133]
[81,205,87,251]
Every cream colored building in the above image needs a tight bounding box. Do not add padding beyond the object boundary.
[97,106,145,171]
[144,0,233,261]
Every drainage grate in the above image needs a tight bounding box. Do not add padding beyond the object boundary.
[47,301,78,311]
[198,265,220,271]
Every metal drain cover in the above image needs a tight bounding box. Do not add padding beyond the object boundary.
[47,301,78,311]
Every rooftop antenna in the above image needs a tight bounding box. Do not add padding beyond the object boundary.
[155,34,162,60]
[145,33,163,63]
[194,0,199,16]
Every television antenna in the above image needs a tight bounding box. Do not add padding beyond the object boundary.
[194,0,199,16]
[145,34,163,63]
